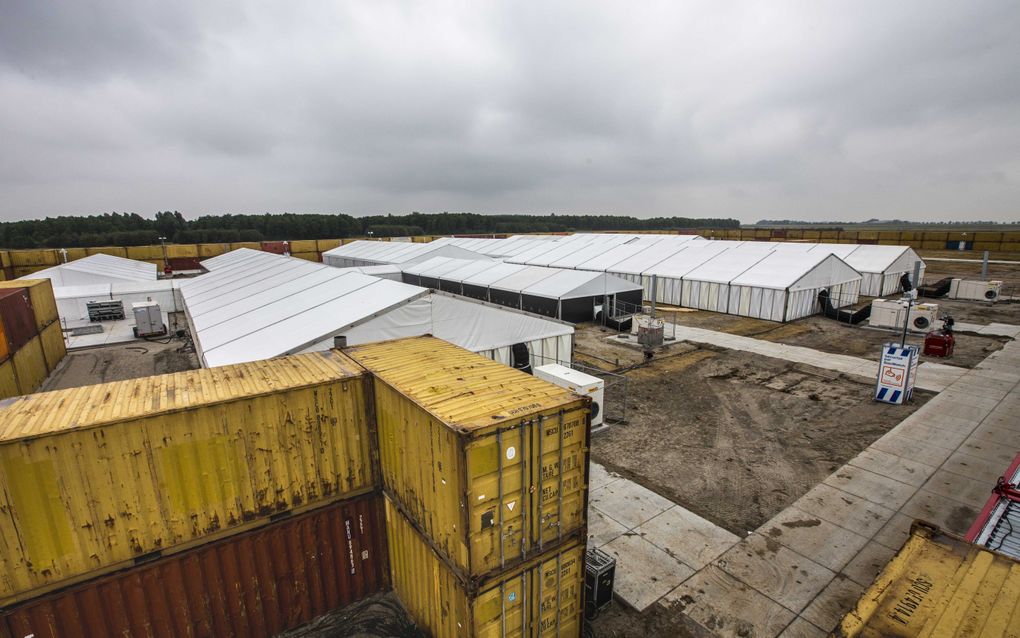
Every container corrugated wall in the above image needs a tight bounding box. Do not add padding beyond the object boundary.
[0,350,376,606]
[38,321,66,374]
[0,279,59,332]
[838,521,1020,637]
[0,288,36,352]
[0,492,388,638]
[345,336,590,582]
[10,336,47,396]
[385,494,583,638]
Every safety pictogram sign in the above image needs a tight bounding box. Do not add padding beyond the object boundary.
[875,344,918,404]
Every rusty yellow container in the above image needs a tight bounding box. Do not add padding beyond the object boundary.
[317,238,342,252]
[0,359,18,398]
[0,350,376,606]
[9,250,59,268]
[125,245,165,261]
[291,251,321,262]
[228,241,263,251]
[11,336,48,395]
[197,242,230,257]
[838,521,1020,637]
[385,494,584,638]
[166,243,199,258]
[0,279,59,331]
[344,336,590,582]
[289,239,318,253]
[38,321,66,373]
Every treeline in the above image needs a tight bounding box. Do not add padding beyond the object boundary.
[0,211,739,249]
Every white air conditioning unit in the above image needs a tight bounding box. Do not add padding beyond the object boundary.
[868,299,939,332]
[949,279,1002,302]
[534,363,605,428]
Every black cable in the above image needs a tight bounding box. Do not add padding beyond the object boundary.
[278,594,424,638]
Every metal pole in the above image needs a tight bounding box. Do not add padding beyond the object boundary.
[650,274,657,318]
[982,251,989,280]
[899,261,922,347]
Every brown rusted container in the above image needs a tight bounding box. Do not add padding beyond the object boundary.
[0,288,37,352]
[261,240,290,254]
[0,492,388,638]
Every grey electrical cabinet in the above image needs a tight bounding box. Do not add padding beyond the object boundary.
[132,301,166,337]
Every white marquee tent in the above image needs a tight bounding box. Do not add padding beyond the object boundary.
[21,253,157,286]
[181,250,573,368]
[321,239,488,268]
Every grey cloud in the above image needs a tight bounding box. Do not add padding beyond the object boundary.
[0,1,1018,222]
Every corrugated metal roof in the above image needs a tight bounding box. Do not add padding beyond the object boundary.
[0,350,363,441]
[20,254,157,286]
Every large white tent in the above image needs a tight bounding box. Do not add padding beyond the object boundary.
[811,244,925,296]
[22,253,157,286]
[401,257,643,322]
[181,250,573,368]
[321,239,488,267]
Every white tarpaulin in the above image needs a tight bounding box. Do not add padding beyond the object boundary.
[183,249,575,368]
[322,239,487,267]
[23,253,157,286]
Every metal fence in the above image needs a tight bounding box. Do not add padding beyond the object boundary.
[530,352,629,428]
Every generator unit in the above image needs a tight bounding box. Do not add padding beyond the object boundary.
[868,299,939,332]
[534,363,605,428]
[948,279,1003,302]
[585,547,616,619]
[132,301,166,338]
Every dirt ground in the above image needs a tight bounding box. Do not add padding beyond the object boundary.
[583,337,931,535]
[41,338,200,391]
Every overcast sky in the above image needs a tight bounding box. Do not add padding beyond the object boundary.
[1,1,1018,223]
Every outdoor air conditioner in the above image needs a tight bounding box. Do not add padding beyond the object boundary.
[534,363,605,428]
[868,299,939,332]
[950,279,1003,302]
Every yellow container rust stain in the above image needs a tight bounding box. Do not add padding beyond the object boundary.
[345,336,590,580]
[838,521,1020,637]
[0,350,375,606]
[0,279,59,332]
[384,494,584,638]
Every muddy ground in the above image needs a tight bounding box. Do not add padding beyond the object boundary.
[41,338,200,391]
[578,308,1008,369]
[582,336,931,535]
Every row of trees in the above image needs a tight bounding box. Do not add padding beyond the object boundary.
[0,211,740,249]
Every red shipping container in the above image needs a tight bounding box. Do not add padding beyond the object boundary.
[261,241,290,255]
[0,288,37,352]
[0,493,389,638]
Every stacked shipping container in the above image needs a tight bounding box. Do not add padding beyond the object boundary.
[345,336,591,637]
[0,279,64,398]
[0,337,592,637]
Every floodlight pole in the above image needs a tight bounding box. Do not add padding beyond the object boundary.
[899,261,922,347]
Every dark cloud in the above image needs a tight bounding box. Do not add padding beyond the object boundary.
[0,1,1018,222]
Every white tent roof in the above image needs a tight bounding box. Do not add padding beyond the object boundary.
[322,239,486,265]
[22,253,157,286]
[199,247,270,271]
[182,249,575,368]
[645,243,735,278]
[461,261,530,286]
[730,251,861,290]
[489,265,560,292]
[601,241,690,276]
[822,244,922,275]
[427,258,510,283]
[682,248,776,284]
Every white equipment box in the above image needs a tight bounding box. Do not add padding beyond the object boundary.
[949,279,1002,302]
[868,299,938,332]
[534,363,605,428]
[132,301,166,338]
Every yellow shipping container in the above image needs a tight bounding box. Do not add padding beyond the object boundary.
[9,250,59,268]
[856,231,877,240]
[801,230,821,240]
[345,336,590,581]
[291,251,321,262]
[921,241,946,250]
[922,231,949,241]
[1000,242,1020,252]
[0,251,11,268]
[317,238,342,252]
[820,230,839,239]
[166,244,199,258]
[197,243,230,257]
[0,279,58,331]
[0,350,376,606]
[879,231,902,241]
[85,246,128,258]
[289,240,318,253]
[1002,230,1020,241]
[385,494,583,638]
[39,321,66,373]
[228,241,262,251]
[0,359,18,399]
[838,522,1020,637]
[973,241,1002,252]
[125,245,165,261]
[11,336,48,395]
[974,231,1003,242]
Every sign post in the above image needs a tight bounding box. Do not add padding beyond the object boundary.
[875,343,919,404]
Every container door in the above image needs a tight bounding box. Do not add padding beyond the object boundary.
[465,421,532,575]
[532,406,588,552]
